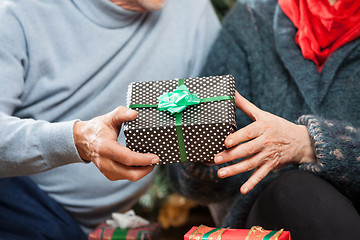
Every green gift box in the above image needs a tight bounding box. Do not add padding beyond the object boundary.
[124,75,236,164]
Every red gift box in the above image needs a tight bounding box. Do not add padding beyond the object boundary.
[88,222,161,240]
[184,225,291,240]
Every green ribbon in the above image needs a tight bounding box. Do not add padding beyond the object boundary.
[175,110,187,163]
[129,79,234,163]
[263,230,278,240]
[201,228,222,239]
[112,228,129,239]
[129,95,234,109]
[174,79,187,162]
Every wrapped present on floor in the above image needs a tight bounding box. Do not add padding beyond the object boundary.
[124,75,236,164]
[184,225,291,240]
[88,210,161,240]
[88,223,161,240]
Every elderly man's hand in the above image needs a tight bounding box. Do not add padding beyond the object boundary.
[73,107,159,181]
[214,91,316,194]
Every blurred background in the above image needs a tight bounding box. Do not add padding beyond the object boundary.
[133,1,237,239]
[211,0,237,20]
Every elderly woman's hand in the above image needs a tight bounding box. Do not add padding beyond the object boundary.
[214,91,316,194]
[73,106,159,181]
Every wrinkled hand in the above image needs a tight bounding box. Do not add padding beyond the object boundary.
[73,106,159,181]
[214,92,316,194]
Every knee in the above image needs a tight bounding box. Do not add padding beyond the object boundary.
[259,170,324,212]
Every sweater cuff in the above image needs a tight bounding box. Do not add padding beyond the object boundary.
[40,120,85,168]
[296,115,326,173]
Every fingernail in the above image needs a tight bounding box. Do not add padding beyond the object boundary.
[151,157,160,165]
[214,155,223,164]
[227,139,234,146]
[126,109,137,116]
[242,187,248,194]
[218,169,228,177]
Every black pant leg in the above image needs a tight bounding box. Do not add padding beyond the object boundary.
[245,170,360,240]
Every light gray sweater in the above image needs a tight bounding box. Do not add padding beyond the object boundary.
[0,0,220,232]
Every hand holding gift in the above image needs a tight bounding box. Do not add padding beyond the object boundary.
[214,91,316,194]
[73,106,159,181]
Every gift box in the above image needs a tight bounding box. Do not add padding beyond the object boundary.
[184,225,291,240]
[124,75,236,164]
[88,223,161,240]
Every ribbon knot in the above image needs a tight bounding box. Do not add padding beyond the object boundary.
[158,85,201,114]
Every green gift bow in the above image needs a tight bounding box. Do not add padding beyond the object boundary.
[157,84,201,114]
[129,79,234,163]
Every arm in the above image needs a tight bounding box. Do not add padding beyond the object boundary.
[298,115,360,199]
[0,8,158,180]
[214,92,316,194]
[0,8,80,177]
[215,92,360,200]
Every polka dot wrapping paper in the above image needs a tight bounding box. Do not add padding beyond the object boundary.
[124,75,236,165]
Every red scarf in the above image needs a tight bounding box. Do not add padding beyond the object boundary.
[278,0,360,72]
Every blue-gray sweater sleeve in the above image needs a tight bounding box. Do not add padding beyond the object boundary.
[0,7,83,177]
[298,115,360,200]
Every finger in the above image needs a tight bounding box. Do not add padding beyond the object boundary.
[99,139,160,166]
[214,136,264,164]
[123,165,155,182]
[217,151,266,178]
[108,106,138,128]
[235,91,263,121]
[96,158,156,181]
[240,162,273,194]
[224,121,262,148]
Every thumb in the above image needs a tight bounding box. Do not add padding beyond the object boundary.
[108,106,138,128]
[235,91,263,121]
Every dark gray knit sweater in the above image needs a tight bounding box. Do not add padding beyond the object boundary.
[167,0,360,228]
